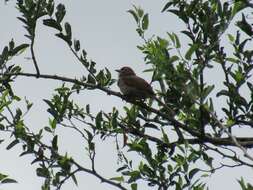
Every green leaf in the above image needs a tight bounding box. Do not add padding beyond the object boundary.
[0,123,4,130]
[168,32,181,48]
[169,55,179,64]
[232,1,247,18]
[109,176,124,182]
[2,46,9,60]
[25,98,33,110]
[46,1,55,16]
[86,104,90,114]
[131,183,138,190]
[127,10,139,24]
[0,173,7,181]
[96,70,105,85]
[9,39,15,50]
[162,2,173,12]
[95,111,103,129]
[110,109,118,129]
[36,167,50,178]
[236,13,253,37]
[10,44,29,56]
[49,118,57,129]
[142,13,149,30]
[44,126,52,133]
[52,135,58,151]
[202,85,214,100]
[127,171,141,183]
[43,19,62,31]
[13,95,21,101]
[17,17,27,25]
[174,34,181,48]
[71,174,78,186]
[116,165,128,172]
[65,22,72,40]
[44,99,56,114]
[216,89,229,97]
[55,4,66,23]
[167,164,173,172]
[55,33,72,46]
[135,6,144,17]
[161,128,169,143]
[6,139,19,150]
[185,43,200,60]
[87,74,96,85]
[227,34,235,42]
[226,57,239,64]
[74,39,80,51]
[181,30,193,39]
[189,168,200,179]
[1,178,17,184]
[237,178,248,190]
[136,28,143,37]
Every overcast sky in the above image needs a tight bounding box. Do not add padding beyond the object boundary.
[0,1,252,190]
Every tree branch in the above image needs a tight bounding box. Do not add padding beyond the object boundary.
[72,160,128,190]
[3,71,194,135]
[3,72,253,151]
[30,0,42,77]
[30,39,40,77]
[208,111,253,162]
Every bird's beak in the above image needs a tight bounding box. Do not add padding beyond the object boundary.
[115,69,120,73]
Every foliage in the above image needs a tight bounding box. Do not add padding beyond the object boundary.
[238,178,253,190]
[0,173,17,185]
[1,0,253,190]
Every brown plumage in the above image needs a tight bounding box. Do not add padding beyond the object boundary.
[116,67,154,99]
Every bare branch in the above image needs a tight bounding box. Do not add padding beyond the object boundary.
[72,160,128,190]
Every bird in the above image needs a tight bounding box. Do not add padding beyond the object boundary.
[116,66,176,116]
[115,66,155,99]
[116,67,179,143]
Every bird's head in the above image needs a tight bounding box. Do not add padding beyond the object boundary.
[116,67,136,77]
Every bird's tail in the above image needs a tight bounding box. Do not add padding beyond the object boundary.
[153,96,184,141]
[153,96,175,116]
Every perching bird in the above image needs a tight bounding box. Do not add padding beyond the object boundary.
[116,66,176,116]
[115,66,154,99]
[116,66,180,146]
[116,66,156,146]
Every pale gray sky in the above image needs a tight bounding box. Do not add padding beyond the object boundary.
[0,1,252,190]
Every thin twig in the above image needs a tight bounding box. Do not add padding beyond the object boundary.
[56,168,80,190]
[208,111,253,162]
[204,144,253,167]
[60,122,88,141]
[30,0,42,77]
[69,46,96,80]
[72,160,128,190]
[30,38,40,77]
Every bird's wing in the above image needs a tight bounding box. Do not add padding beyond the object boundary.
[123,76,154,95]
